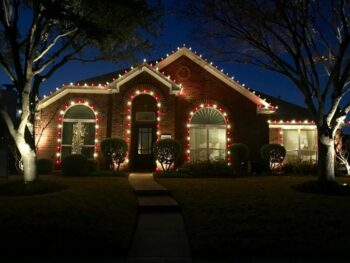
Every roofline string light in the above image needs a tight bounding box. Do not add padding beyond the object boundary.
[41,44,276,111]
[268,119,316,125]
[56,100,99,167]
[153,44,277,109]
[186,103,232,166]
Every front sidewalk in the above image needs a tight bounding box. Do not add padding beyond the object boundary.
[127,173,192,263]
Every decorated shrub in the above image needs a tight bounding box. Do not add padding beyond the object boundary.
[229,143,250,175]
[100,138,128,171]
[62,154,89,176]
[153,139,180,172]
[260,144,286,172]
[36,158,54,175]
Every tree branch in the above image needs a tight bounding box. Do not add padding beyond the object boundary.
[33,28,78,63]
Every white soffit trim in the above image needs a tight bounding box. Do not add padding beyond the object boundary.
[109,64,181,94]
[269,124,317,129]
[37,88,112,110]
[156,47,271,108]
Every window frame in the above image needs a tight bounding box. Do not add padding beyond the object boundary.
[61,107,96,159]
[189,122,227,162]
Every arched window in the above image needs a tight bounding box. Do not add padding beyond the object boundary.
[61,105,96,159]
[189,108,226,161]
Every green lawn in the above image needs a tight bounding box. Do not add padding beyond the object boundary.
[157,176,350,259]
[0,175,137,260]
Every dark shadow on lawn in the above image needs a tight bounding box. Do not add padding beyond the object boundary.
[0,239,126,262]
[0,179,67,196]
[292,180,350,196]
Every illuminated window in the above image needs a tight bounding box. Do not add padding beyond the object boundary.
[138,127,153,154]
[189,108,226,161]
[61,105,96,159]
[282,128,317,163]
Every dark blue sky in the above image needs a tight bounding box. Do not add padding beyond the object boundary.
[42,5,304,107]
[0,1,305,107]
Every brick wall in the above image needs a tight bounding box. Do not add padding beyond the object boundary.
[161,56,269,161]
[36,93,109,161]
[36,55,270,167]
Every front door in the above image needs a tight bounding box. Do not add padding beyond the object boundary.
[130,94,157,171]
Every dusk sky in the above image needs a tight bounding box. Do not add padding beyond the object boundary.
[0,1,305,107]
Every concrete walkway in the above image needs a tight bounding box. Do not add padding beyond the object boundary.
[127,173,192,263]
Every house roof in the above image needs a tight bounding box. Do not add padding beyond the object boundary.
[262,93,312,121]
[37,46,306,118]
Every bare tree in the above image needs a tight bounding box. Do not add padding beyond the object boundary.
[335,129,350,175]
[0,0,160,183]
[186,0,350,182]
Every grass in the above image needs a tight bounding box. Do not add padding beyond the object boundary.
[157,176,350,260]
[0,179,67,196]
[0,175,137,260]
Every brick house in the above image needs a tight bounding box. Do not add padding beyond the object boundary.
[36,47,318,171]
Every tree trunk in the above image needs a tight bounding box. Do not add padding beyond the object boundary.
[317,131,335,182]
[21,150,37,183]
[16,138,37,183]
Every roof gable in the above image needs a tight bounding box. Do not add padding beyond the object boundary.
[38,63,181,110]
[108,63,181,94]
[156,47,275,113]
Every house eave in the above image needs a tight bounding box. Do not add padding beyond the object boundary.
[37,87,112,110]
